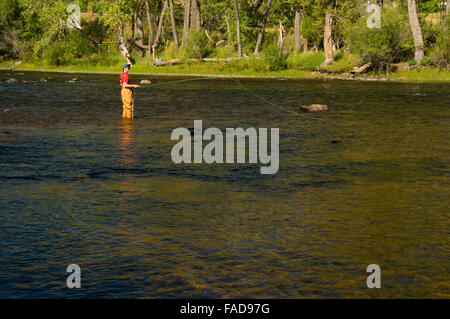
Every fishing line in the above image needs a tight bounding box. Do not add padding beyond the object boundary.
[150,77,212,87]
[148,76,324,120]
[230,78,304,117]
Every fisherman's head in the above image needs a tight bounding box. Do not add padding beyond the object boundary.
[122,63,131,73]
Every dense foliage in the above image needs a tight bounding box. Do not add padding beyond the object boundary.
[0,0,448,71]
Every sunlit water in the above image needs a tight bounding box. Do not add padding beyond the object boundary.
[0,71,448,298]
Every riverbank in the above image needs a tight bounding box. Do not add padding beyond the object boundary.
[2,60,450,82]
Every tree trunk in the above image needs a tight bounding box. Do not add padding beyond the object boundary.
[131,9,136,41]
[154,0,168,49]
[168,0,179,51]
[407,0,424,64]
[277,22,285,48]
[447,0,449,14]
[233,0,242,57]
[144,0,154,56]
[294,7,302,53]
[322,11,334,66]
[136,1,145,57]
[254,0,272,54]
[303,38,308,52]
[118,23,130,59]
[190,0,201,31]
[182,0,191,45]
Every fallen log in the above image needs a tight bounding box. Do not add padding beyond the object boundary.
[151,56,246,66]
[350,62,372,75]
[151,58,184,66]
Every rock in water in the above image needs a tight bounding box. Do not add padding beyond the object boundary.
[6,78,17,83]
[300,104,328,112]
[39,78,47,83]
[140,79,151,84]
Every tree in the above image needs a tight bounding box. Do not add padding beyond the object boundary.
[135,0,146,57]
[169,0,179,51]
[191,0,201,30]
[144,0,154,56]
[233,0,242,57]
[254,0,272,54]
[407,0,424,63]
[322,10,334,66]
[294,6,302,52]
[182,0,191,45]
[154,0,168,50]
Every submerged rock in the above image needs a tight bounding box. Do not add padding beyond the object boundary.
[6,78,17,83]
[140,79,151,84]
[300,104,328,112]
[39,78,47,83]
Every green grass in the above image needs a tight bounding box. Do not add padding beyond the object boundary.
[3,55,449,82]
[321,52,360,73]
[287,51,325,70]
[388,67,450,81]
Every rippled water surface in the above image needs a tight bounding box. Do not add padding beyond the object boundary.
[0,71,448,298]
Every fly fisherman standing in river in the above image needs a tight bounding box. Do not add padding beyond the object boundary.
[120,57,140,119]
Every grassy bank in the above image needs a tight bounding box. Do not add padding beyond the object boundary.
[2,55,450,81]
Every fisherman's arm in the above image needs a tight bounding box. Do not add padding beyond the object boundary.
[122,83,140,89]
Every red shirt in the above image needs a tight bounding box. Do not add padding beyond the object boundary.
[120,72,129,85]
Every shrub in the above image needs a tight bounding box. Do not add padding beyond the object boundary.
[420,57,432,66]
[429,19,449,68]
[89,53,122,67]
[344,7,414,70]
[302,15,323,50]
[323,51,359,72]
[183,30,212,58]
[287,51,324,70]
[65,30,97,58]
[262,44,288,71]
[211,44,235,58]
[408,59,417,66]
[42,42,68,65]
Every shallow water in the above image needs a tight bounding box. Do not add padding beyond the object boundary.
[0,71,448,298]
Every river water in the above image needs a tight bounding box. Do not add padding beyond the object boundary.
[0,71,448,298]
